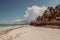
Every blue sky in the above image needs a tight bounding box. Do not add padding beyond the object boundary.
[0,0,60,24]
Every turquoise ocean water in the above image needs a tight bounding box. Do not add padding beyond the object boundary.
[0,24,20,28]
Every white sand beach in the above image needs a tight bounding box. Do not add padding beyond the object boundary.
[0,25,60,40]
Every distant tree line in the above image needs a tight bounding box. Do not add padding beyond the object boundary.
[30,5,60,25]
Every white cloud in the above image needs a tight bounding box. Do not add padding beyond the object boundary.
[0,6,47,24]
[24,5,47,21]
[11,19,21,22]
[0,20,9,24]
[10,19,22,24]
[0,19,22,24]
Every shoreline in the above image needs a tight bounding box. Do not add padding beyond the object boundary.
[0,25,60,40]
[0,25,60,32]
[0,25,60,33]
[0,25,26,33]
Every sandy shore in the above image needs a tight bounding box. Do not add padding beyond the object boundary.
[0,25,60,40]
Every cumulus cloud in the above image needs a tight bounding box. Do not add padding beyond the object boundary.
[0,6,47,24]
[24,5,47,21]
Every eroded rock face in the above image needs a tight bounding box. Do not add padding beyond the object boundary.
[30,5,60,26]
